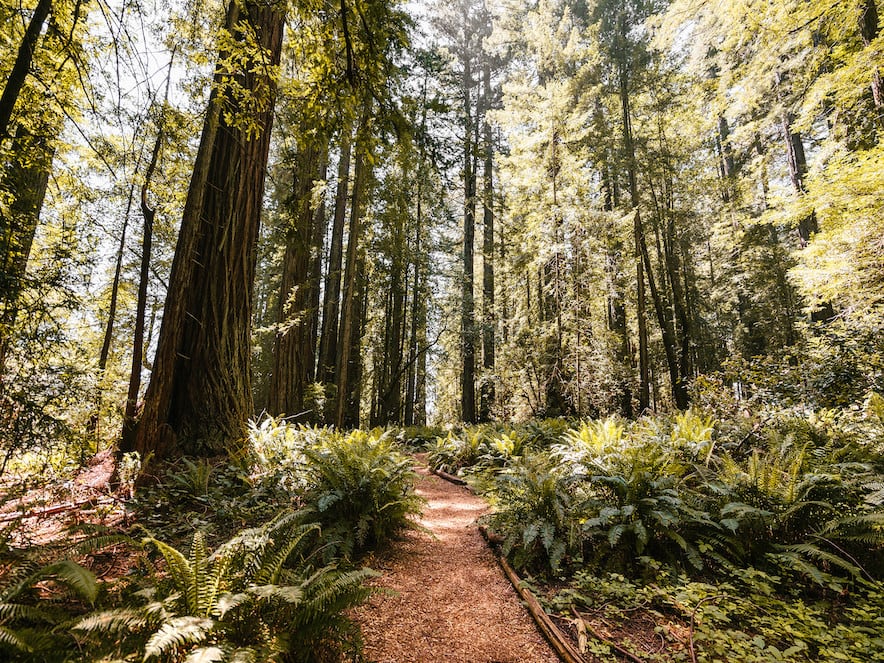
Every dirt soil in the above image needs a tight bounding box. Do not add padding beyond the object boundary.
[351,458,560,663]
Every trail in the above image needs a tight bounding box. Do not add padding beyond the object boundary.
[351,458,560,663]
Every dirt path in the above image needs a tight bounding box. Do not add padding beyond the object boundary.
[351,459,560,663]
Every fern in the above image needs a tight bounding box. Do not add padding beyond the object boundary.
[77,511,376,662]
[0,558,97,659]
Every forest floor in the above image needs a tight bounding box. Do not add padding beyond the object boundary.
[351,455,560,663]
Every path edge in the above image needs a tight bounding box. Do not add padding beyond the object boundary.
[428,465,588,663]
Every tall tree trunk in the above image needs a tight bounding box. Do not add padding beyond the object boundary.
[461,54,477,424]
[0,126,52,373]
[0,0,52,141]
[479,59,495,422]
[343,250,367,427]
[602,160,632,417]
[317,127,351,388]
[334,106,370,428]
[639,213,689,409]
[378,211,406,424]
[306,151,328,386]
[119,124,163,453]
[618,52,650,413]
[268,139,325,418]
[133,0,284,459]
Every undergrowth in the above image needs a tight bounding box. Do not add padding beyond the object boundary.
[429,399,884,661]
[0,419,423,662]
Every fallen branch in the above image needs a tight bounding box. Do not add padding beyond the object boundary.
[573,608,646,663]
[497,555,586,663]
[0,497,117,523]
[689,595,725,663]
[477,524,504,545]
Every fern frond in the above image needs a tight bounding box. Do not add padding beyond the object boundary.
[184,645,224,663]
[0,624,33,652]
[144,616,214,660]
[143,537,193,604]
[42,560,99,603]
[254,523,319,585]
[73,608,149,634]
[0,602,52,623]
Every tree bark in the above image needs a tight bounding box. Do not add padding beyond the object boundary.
[461,52,477,424]
[268,139,325,418]
[317,126,351,388]
[479,59,495,422]
[133,0,284,459]
[119,123,163,453]
[0,0,52,141]
[0,126,52,373]
[334,105,370,428]
[618,48,650,413]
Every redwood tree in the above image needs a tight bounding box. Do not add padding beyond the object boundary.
[132,0,285,459]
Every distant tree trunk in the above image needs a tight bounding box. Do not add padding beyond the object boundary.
[377,212,406,424]
[334,107,370,428]
[0,126,52,373]
[461,54,477,424]
[306,152,328,383]
[479,59,495,422]
[343,251,367,427]
[98,188,133,374]
[317,126,351,387]
[601,159,632,417]
[133,0,284,459]
[0,0,52,141]
[268,139,326,418]
[639,212,689,409]
[120,125,163,453]
[404,216,422,426]
[618,45,650,413]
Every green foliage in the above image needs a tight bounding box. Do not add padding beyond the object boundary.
[427,427,491,475]
[0,559,97,660]
[300,428,423,560]
[553,567,884,662]
[76,513,376,662]
[484,455,578,572]
[478,410,883,583]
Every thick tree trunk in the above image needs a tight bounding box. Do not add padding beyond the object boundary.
[317,127,351,388]
[0,126,52,373]
[461,55,477,424]
[0,0,52,141]
[133,0,284,459]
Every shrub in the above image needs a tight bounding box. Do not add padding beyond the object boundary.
[300,429,423,559]
[484,454,580,573]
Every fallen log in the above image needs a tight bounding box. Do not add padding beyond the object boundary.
[0,497,117,523]
[572,608,646,663]
[430,467,467,485]
[497,555,586,663]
